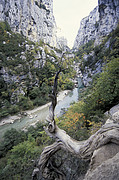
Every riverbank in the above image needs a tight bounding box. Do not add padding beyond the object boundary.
[0,90,70,127]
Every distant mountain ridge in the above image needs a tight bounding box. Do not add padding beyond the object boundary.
[0,0,57,46]
[73,0,119,50]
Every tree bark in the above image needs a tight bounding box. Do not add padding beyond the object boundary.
[32,69,119,180]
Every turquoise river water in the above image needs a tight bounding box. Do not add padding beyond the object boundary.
[0,78,83,140]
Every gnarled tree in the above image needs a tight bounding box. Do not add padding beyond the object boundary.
[32,67,119,180]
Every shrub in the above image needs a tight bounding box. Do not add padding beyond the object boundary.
[0,129,26,158]
[0,137,42,180]
[18,96,33,110]
[82,58,119,119]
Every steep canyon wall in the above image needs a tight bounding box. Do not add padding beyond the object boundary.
[0,0,57,46]
[73,0,119,49]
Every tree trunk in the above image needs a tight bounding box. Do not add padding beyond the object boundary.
[32,70,119,180]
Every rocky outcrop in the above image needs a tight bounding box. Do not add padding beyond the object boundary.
[73,0,119,49]
[82,60,103,87]
[0,40,64,105]
[84,151,119,180]
[84,104,119,180]
[0,0,57,46]
[32,70,119,180]
[74,7,99,49]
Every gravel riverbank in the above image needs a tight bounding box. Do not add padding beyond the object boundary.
[0,90,70,127]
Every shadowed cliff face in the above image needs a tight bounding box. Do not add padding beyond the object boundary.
[73,0,119,49]
[0,0,57,46]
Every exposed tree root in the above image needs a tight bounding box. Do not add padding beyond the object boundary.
[32,69,119,180]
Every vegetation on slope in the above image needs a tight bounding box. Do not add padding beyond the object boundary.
[0,123,52,179]
[0,23,119,179]
[60,58,119,133]
[55,24,119,139]
[75,24,119,72]
[0,21,75,119]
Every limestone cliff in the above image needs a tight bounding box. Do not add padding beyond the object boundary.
[73,0,119,49]
[0,0,57,46]
[84,104,119,180]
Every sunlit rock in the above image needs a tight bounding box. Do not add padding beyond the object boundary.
[73,0,119,50]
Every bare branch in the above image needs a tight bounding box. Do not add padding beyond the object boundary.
[32,66,119,179]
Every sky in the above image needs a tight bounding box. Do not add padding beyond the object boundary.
[53,0,98,48]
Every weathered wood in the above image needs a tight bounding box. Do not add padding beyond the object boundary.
[32,69,119,180]
[46,68,61,133]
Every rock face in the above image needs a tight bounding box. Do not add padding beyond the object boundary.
[0,0,57,46]
[84,152,119,180]
[84,104,119,180]
[73,0,119,49]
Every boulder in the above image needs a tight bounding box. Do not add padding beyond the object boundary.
[84,104,119,180]
[84,151,119,180]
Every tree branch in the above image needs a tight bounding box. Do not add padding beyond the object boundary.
[32,66,119,179]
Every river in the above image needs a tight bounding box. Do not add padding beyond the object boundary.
[0,78,83,140]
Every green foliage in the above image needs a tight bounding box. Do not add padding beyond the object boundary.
[0,21,75,118]
[0,21,11,32]
[26,122,52,145]
[0,128,26,158]
[63,80,74,90]
[73,24,119,122]
[82,58,119,119]
[0,25,25,60]
[75,40,94,59]
[58,73,74,90]
[1,138,42,180]
[0,122,53,179]
[0,23,118,179]
[57,101,89,141]
[29,87,40,99]
[18,96,34,110]
[76,24,119,73]
[1,22,118,179]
